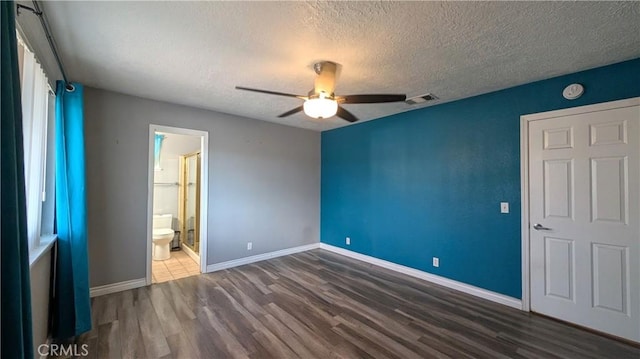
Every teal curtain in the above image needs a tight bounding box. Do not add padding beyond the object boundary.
[1,1,35,358]
[154,133,165,169]
[52,81,92,339]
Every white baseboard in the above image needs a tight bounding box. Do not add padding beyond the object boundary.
[206,243,320,273]
[319,243,523,310]
[90,278,147,297]
[180,243,200,265]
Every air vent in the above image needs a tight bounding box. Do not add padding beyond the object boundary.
[405,93,439,105]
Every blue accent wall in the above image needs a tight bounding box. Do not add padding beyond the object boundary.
[321,58,640,299]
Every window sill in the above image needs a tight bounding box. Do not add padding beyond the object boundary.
[29,234,57,268]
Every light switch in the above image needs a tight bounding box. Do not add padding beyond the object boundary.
[500,202,509,213]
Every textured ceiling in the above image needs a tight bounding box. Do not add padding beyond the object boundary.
[17,1,640,131]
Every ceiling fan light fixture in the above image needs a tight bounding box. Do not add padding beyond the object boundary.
[235,62,407,123]
[303,92,338,119]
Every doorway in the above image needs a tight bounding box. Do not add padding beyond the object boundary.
[521,98,639,342]
[146,125,209,285]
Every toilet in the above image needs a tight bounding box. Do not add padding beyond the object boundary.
[152,214,174,261]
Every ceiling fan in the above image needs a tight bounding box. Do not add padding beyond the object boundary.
[235,61,406,123]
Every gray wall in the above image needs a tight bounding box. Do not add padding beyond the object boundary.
[84,87,320,287]
[30,251,52,356]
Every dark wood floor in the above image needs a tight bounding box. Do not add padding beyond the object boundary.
[71,249,639,359]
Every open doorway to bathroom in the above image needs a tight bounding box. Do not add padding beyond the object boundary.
[146,125,209,285]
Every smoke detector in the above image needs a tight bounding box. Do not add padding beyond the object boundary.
[405,93,439,105]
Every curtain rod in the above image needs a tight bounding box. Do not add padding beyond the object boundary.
[17,2,73,91]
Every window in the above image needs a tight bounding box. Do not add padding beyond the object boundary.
[17,34,55,258]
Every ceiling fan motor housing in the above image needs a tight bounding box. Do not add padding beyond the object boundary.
[313,61,340,96]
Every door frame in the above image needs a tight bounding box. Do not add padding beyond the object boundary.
[146,124,209,285]
[179,150,202,264]
[520,97,640,312]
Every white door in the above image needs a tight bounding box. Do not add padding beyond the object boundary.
[528,99,639,342]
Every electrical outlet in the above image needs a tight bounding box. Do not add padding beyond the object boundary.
[500,202,509,213]
[433,257,439,267]
[346,237,351,245]
[247,242,252,250]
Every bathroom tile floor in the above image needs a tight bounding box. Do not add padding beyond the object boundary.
[152,249,200,283]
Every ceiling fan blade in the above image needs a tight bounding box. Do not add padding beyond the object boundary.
[235,86,305,99]
[277,106,304,118]
[336,106,359,123]
[339,94,406,104]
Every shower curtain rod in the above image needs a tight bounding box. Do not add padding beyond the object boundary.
[17,2,73,91]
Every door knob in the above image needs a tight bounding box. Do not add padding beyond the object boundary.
[533,223,551,231]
